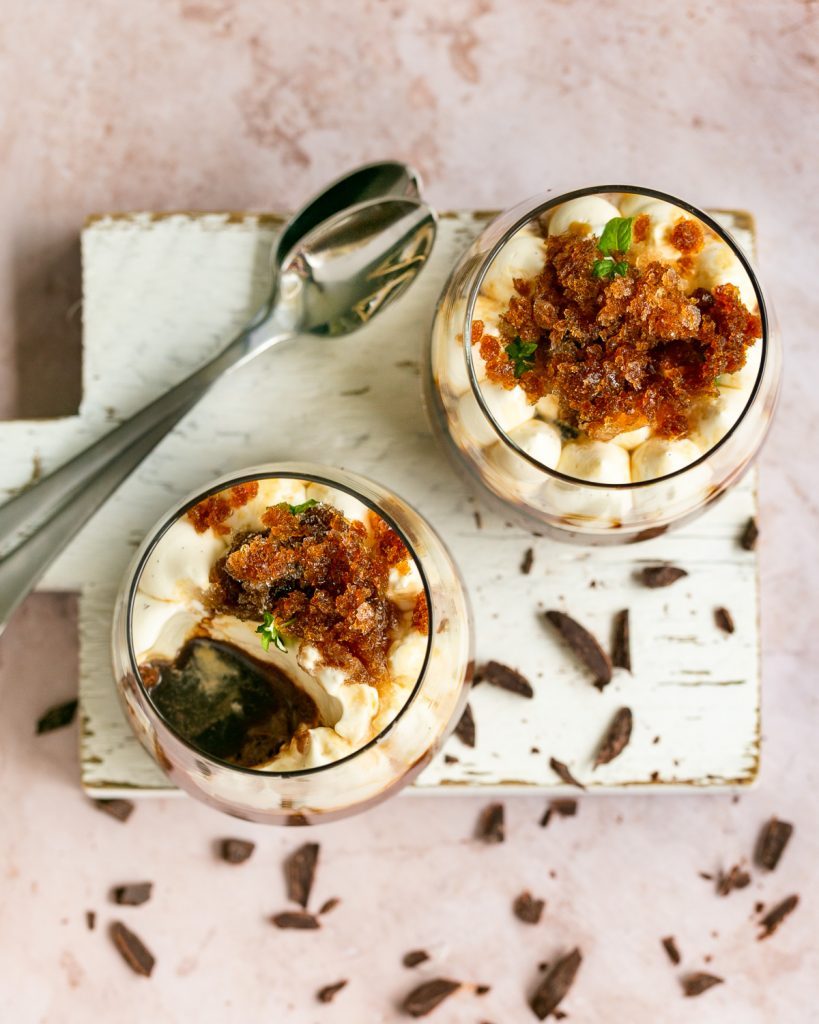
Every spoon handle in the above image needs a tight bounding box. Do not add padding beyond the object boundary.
[0,310,292,635]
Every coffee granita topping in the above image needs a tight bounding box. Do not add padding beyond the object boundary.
[187,482,260,535]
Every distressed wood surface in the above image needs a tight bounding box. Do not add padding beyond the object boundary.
[0,209,760,796]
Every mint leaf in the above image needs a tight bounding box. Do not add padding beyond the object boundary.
[613,260,629,277]
[592,258,615,279]
[288,499,318,515]
[505,337,538,378]
[598,216,634,256]
[255,612,293,653]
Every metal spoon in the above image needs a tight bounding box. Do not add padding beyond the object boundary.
[0,192,436,634]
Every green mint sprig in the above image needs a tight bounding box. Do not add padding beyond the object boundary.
[256,612,294,653]
[505,337,538,378]
[593,216,634,279]
[288,499,318,515]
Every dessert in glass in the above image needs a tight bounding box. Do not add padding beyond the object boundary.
[427,186,781,542]
[111,464,472,823]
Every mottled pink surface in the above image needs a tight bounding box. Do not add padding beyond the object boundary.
[1,1,818,1020]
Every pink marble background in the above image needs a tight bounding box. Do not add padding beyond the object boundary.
[1,1,817,1020]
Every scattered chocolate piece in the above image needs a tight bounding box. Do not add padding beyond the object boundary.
[36,699,78,735]
[682,972,723,997]
[756,817,793,871]
[475,984,491,995]
[285,842,319,908]
[714,607,735,634]
[545,611,612,690]
[758,894,799,939]
[220,838,255,864]
[521,547,534,575]
[476,802,505,844]
[530,947,582,1020]
[716,865,751,896]
[611,609,631,672]
[402,978,461,1017]
[317,980,347,1003]
[475,661,534,699]
[593,707,633,768]
[638,565,688,588]
[740,517,759,551]
[86,910,96,931]
[443,754,459,765]
[454,704,475,748]
[318,897,340,916]
[403,950,431,968]
[755,901,765,914]
[530,746,540,754]
[112,882,153,906]
[513,891,545,924]
[94,799,134,823]
[699,871,714,881]
[540,799,578,827]
[649,770,660,781]
[661,936,681,965]
[110,921,155,977]
[549,757,586,791]
[271,911,321,930]
[474,510,483,529]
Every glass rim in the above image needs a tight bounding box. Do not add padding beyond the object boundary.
[123,462,434,779]
[463,183,770,490]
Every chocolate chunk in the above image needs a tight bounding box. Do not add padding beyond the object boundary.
[94,799,134,823]
[758,894,799,939]
[549,757,586,791]
[285,842,319,908]
[475,661,534,698]
[611,609,631,672]
[271,911,321,930]
[86,910,96,931]
[402,978,460,1017]
[110,921,155,977]
[112,882,153,906]
[756,817,793,871]
[682,972,723,997]
[403,949,431,968]
[513,891,545,924]
[716,865,751,896]
[740,517,759,551]
[475,984,491,995]
[443,754,459,765]
[36,699,78,735]
[661,936,681,965]
[540,799,578,827]
[530,947,582,1020]
[319,897,340,915]
[220,838,255,864]
[714,607,735,634]
[476,802,504,844]
[544,611,612,690]
[317,980,347,1003]
[638,565,688,588]
[454,704,475,748]
[520,547,534,575]
[593,707,633,768]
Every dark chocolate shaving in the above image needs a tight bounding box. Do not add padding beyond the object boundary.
[758,894,798,939]
[443,754,459,765]
[716,865,751,896]
[530,947,582,1020]
[682,972,723,997]
[454,704,476,748]
[549,757,586,791]
[611,609,631,672]
[271,911,321,930]
[638,565,688,588]
[319,897,340,915]
[86,910,96,931]
[475,661,534,698]
[94,799,134,823]
[317,980,347,1003]
[756,818,793,871]
[593,707,633,768]
[661,936,681,965]
[110,921,155,977]
[403,949,431,968]
[513,891,545,924]
[714,607,735,634]
[476,802,505,844]
[285,842,319,908]
[740,517,759,551]
[402,978,461,1017]
[36,699,78,734]
[112,882,153,906]
[521,547,534,575]
[544,611,612,690]
[540,799,578,827]
[220,838,255,864]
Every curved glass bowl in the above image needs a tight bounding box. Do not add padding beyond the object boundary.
[426,186,781,543]
[111,462,473,824]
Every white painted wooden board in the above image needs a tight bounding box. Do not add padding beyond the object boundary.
[0,209,761,796]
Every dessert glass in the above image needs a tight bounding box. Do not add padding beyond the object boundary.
[426,186,781,543]
[111,463,473,824]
